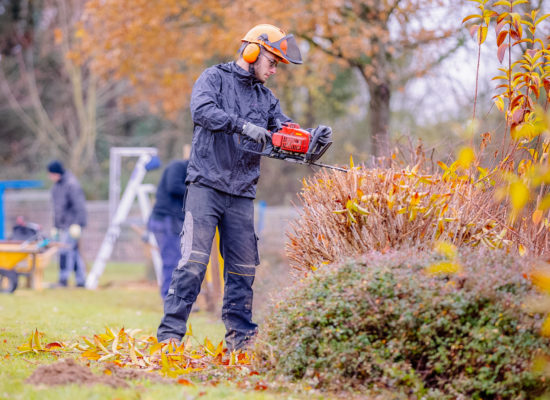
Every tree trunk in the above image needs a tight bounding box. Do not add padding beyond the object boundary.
[368,81,391,160]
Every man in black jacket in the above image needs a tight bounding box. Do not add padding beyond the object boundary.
[157,24,330,350]
[47,160,87,287]
[148,159,189,300]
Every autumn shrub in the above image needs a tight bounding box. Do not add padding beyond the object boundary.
[257,249,550,398]
[287,166,509,272]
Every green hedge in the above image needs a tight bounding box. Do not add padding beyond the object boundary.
[257,249,550,399]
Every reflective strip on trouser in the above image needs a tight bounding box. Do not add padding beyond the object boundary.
[157,184,259,349]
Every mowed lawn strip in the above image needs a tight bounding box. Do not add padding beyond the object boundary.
[0,262,295,400]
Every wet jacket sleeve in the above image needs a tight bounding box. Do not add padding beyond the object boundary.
[190,69,246,134]
[69,183,87,227]
[165,161,188,196]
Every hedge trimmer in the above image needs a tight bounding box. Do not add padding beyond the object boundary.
[246,121,348,172]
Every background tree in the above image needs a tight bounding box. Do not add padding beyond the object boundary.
[0,0,135,179]
[79,0,466,159]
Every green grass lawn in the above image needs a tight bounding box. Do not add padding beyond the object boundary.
[0,263,312,400]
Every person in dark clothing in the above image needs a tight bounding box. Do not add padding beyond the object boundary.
[148,159,189,300]
[47,160,87,287]
[157,24,332,350]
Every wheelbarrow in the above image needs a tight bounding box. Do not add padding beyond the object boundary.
[0,240,60,293]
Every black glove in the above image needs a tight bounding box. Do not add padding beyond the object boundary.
[242,122,269,146]
[312,125,332,146]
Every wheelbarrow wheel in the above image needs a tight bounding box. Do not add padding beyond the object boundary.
[0,268,18,293]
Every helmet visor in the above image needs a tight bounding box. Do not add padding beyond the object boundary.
[263,34,302,65]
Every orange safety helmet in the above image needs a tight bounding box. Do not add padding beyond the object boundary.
[241,24,302,65]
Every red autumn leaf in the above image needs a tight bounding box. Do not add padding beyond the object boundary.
[530,84,540,99]
[497,30,508,47]
[495,19,507,35]
[469,24,479,38]
[45,342,63,349]
[512,108,525,124]
[249,370,260,376]
[497,12,509,25]
[510,29,521,41]
[497,43,508,63]
[254,381,268,391]
[177,378,195,386]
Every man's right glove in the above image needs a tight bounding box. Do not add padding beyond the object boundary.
[242,122,269,146]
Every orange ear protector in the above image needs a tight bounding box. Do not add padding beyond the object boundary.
[242,43,261,63]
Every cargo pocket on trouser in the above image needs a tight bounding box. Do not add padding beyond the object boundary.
[177,211,194,270]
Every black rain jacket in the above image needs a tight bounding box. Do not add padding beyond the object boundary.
[50,171,87,229]
[186,62,290,198]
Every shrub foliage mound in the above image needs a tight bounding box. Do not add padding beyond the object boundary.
[257,250,549,398]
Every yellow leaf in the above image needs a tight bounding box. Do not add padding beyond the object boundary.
[33,329,42,350]
[54,28,63,45]
[518,244,526,256]
[540,194,550,210]
[75,27,85,39]
[186,323,193,337]
[149,342,163,355]
[215,340,224,357]
[494,96,505,112]
[349,154,354,169]
[457,147,475,169]
[509,181,529,211]
[531,269,550,294]
[533,210,543,225]
[98,353,116,362]
[426,261,462,275]
[204,338,215,355]
[94,335,110,354]
[434,241,458,259]
[129,339,139,365]
[81,350,101,360]
[542,315,550,337]
[161,351,170,372]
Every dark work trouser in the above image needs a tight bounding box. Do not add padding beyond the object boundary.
[157,183,259,350]
[148,214,183,300]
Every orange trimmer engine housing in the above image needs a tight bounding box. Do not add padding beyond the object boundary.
[271,123,310,154]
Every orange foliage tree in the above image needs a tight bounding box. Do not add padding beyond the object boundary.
[284,0,463,158]
[79,0,464,158]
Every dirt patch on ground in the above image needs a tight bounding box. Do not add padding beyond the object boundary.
[104,364,172,384]
[26,358,174,388]
[26,358,129,388]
